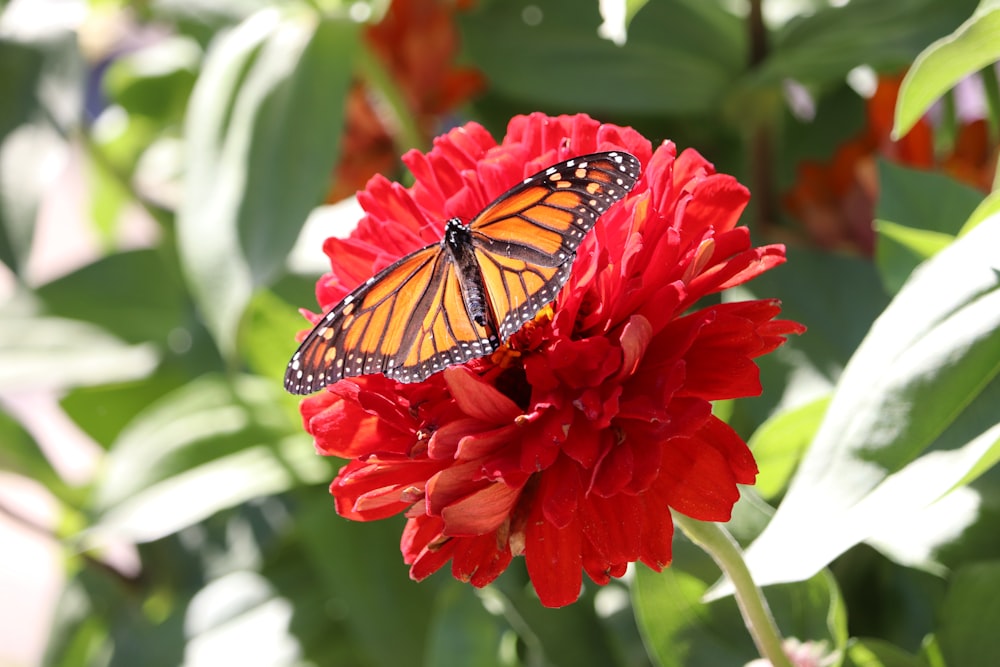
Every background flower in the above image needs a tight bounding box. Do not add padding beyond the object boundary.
[784,71,1000,255]
[327,0,484,202]
[301,113,804,607]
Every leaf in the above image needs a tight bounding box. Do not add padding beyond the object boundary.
[0,407,74,502]
[0,313,159,392]
[874,160,983,293]
[86,374,330,546]
[489,567,626,667]
[425,584,506,667]
[0,38,45,139]
[936,562,1000,667]
[35,249,187,345]
[59,365,191,449]
[102,35,199,124]
[634,541,846,667]
[960,188,1000,234]
[0,27,84,273]
[749,396,830,501]
[0,36,66,275]
[895,0,1000,137]
[239,289,305,385]
[41,570,115,667]
[184,571,303,666]
[736,215,1000,590]
[262,518,375,667]
[875,222,956,296]
[597,0,651,45]
[286,196,364,276]
[459,0,744,115]
[752,0,978,87]
[844,639,924,667]
[295,497,440,667]
[724,248,889,434]
[178,7,357,358]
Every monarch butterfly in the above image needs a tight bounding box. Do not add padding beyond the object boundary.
[285,150,641,395]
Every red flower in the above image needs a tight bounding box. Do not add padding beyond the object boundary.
[298,113,805,607]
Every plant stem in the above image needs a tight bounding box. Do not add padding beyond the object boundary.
[674,513,792,667]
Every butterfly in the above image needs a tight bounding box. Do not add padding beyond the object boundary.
[285,150,641,395]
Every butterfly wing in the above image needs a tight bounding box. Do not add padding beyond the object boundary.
[286,151,640,394]
[469,151,640,340]
[285,244,496,394]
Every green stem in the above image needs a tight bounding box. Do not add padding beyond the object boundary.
[674,513,793,667]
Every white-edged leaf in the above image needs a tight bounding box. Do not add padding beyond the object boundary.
[0,314,158,391]
[178,7,356,358]
[723,214,1000,593]
[84,374,329,546]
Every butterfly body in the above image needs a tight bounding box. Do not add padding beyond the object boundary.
[443,217,495,331]
[285,151,641,395]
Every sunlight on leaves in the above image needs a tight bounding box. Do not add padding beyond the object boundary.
[895,0,1000,137]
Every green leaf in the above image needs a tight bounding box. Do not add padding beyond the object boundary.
[874,160,983,293]
[0,407,74,502]
[895,0,1000,137]
[59,365,191,449]
[597,0,651,45]
[753,0,978,87]
[41,571,114,667]
[183,570,307,666]
[262,519,375,667]
[634,543,846,667]
[937,562,1000,667]
[0,38,45,139]
[489,568,626,667]
[0,312,159,392]
[738,215,1000,590]
[86,374,329,546]
[749,396,830,501]
[724,248,889,434]
[296,497,440,667]
[425,584,506,667]
[460,0,744,115]
[178,7,357,358]
[102,35,200,124]
[876,222,954,262]
[239,289,305,385]
[844,639,924,667]
[35,249,187,345]
[960,188,1000,234]
[0,36,66,276]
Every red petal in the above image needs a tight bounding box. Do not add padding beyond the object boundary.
[659,436,741,521]
[541,456,581,529]
[441,482,522,536]
[455,424,520,461]
[637,483,674,570]
[451,532,513,587]
[525,498,583,607]
[444,367,521,423]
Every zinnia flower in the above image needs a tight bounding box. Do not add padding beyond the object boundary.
[297,112,805,607]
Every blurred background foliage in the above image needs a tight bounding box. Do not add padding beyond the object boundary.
[1,0,1000,665]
